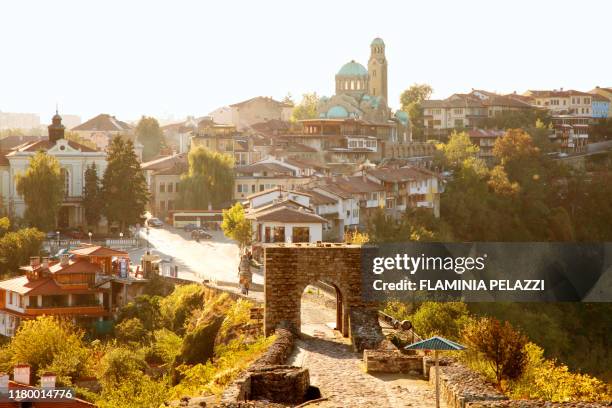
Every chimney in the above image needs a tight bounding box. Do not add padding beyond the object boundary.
[40,372,56,389]
[13,364,30,385]
[60,254,70,266]
[0,373,8,389]
[41,257,49,269]
[30,256,40,268]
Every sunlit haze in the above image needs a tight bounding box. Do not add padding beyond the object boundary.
[1,0,611,123]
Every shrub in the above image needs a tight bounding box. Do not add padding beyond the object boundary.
[97,346,147,389]
[462,317,528,388]
[411,302,470,340]
[509,343,611,402]
[115,318,148,344]
[116,295,161,332]
[7,316,91,385]
[159,284,204,333]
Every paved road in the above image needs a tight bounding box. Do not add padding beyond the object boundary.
[130,226,264,300]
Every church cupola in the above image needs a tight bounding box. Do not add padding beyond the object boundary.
[48,109,65,143]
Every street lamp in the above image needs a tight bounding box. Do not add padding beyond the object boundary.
[146,227,150,250]
[88,231,92,244]
[119,232,124,239]
[56,231,60,249]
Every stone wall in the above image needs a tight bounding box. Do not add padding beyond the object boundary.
[221,327,311,405]
[363,350,423,374]
[264,244,383,351]
[429,364,609,408]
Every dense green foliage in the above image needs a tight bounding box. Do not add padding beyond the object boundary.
[136,116,165,162]
[0,286,272,406]
[0,317,92,386]
[400,84,432,141]
[221,202,253,248]
[291,92,320,122]
[0,226,45,276]
[15,151,64,231]
[384,302,611,400]
[101,137,149,230]
[481,108,551,130]
[82,163,103,228]
[178,146,234,210]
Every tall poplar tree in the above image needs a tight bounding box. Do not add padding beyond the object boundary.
[102,137,149,230]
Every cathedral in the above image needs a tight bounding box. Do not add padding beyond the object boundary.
[318,38,403,125]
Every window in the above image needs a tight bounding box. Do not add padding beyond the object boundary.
[251,185,256,193]
[454,119,464,127]
[168,200,174,210]
[159,182,165,193]
[168,183,173,193]
[9,292,12,305]
[175,182,180,192]
[453,108,464,115]
[259,185,265,192]
[292,227,310,243]
[273,226,285,243]
[61,168,70,197]
[584,98,590,104]
[352,208,359,218]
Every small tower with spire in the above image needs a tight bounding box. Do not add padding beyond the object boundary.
[48,108,65,143]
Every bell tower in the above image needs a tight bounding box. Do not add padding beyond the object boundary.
[368,38,388,102]
[48,108,65,143]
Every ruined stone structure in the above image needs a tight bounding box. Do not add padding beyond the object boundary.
[263,243,384,351]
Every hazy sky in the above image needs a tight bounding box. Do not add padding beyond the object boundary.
[1,0,611,124]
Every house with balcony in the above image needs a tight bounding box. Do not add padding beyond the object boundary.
[308,175,386,228]
[0,245,133,337]
[359,165,441,218]
[467,129,506,162]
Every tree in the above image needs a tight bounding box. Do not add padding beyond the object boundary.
[400,84,433,141]
[115,318,148,343]
[116,295,161,332]
[0,228,45,275]
[6,316,91,386]
[98,372,168,408]
[15,151,64,231]
[291,93,320,122]
[463,317,528,388]
[411,302,470,340]
[436,131,483,170]
[101,137,149,231]
[97,346,148,389]
[136,116,165,162]
[282,93,295,106]
[221,202,252,249]
[82,163,103,228]
[178,146,234,210]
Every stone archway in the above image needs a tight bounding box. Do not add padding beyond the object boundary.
[264,244,384,351]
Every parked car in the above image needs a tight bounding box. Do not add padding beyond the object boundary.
[183,223,199,232]
[147,218,163,228]
[191,230,212,240]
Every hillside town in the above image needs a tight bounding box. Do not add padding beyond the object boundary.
[0,31,611,408]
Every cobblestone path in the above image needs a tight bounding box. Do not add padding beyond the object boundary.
[291,292,445,408]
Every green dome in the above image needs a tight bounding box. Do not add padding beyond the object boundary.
[371,37,384,46]
[337,60,367,77]
[327,105,349,118]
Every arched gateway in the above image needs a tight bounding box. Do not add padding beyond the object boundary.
[264,243,384,351]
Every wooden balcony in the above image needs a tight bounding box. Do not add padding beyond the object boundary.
[24,305,109,317]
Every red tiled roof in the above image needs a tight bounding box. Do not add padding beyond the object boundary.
[8,140,98,153]
[318,176,384,196]
[71,113,133,132]
[302,189,338,205]
[527,89,593,98]
[235,162,294,175]
[69,245,128,257]
[366,166,436,183]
